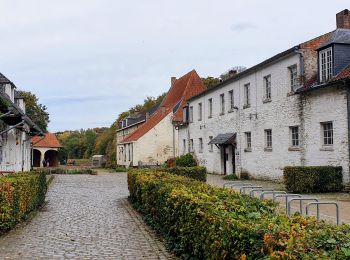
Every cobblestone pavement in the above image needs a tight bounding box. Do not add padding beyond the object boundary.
[207,174,350,225]
[0,172,176,259]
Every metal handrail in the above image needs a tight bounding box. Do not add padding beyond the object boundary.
[287,198,319,216]
[305,202,340,225]
[260,191,287,201]
[274,194,302,213]
[239,186,262,194]
[249,188,274,197]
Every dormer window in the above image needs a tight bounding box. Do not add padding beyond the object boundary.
[319,47,333,82]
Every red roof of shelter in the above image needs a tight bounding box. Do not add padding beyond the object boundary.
[32,133,62,148]
[120,70,205,143]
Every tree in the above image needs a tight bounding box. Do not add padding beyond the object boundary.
[201,77,221,89]
[18,91,50,132]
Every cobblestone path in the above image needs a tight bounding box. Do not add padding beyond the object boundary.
[0,172,175,259]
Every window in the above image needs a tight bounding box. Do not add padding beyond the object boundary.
[290,126,299,147]
[319,47,333,82]
[183,139,187,155]
[264,75,271,100]
[244,83,250,107]
[289,65,298,91]
[199,138,203,153]
[208,98,213,118]
[322,122,333,145]
[209,136,213,152]
[190,139,194,152]
[229,90,234,111]
[265,129,272,149]
[220,94,225,114]
[198,103,202,121]
[128,144,131,161]
[245,132,251,150]
[189,106,193,123]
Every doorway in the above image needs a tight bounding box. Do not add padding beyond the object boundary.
[223,144,235,175]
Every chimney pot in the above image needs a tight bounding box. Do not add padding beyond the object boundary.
[171,77,177,86]
[336,9,350,29]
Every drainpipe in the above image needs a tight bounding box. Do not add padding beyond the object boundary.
[346,81,350,184]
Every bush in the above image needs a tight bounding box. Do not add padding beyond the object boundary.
[284,166,343,193]
[165,157,176,168]
[175,153,197,167]
[0,171,46,234]
[168,166,206,182]
[115,166,127,172]
[128,169,350,259]
[223,173,238,180]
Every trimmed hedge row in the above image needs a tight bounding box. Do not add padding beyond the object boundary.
[167,166,207,182]
[284,166,343,193]
[128,169,350,259]
[0,171,46,234]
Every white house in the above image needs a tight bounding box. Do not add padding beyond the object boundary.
[0,73,43,173]
[178,10,350,182]
[117,70,206,167]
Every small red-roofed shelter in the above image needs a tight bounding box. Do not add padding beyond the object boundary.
[32,133,62,167]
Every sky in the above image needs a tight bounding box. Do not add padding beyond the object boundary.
[0,0,348,132]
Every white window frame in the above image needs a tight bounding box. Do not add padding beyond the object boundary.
[189,106,193,123]
[290,126,300,147]
[199,138,203,153]
[208,98,213,118]
[220,93,225,114]
[265,129,272,149]
[263,75,271,100]
[321,122,333,146]
[245,132,251,150]
[198,103,202,121]
[209,136,213,152]
[244,83,250,107]
[289,65,298,91]
[190,139,194,152]
[229,90,234,111]
[319,47,333,82]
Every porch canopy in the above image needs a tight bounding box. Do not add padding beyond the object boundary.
[208,133,236,146]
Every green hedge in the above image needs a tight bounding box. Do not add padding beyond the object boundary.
[284,166,343,193]
[128,169,350,259]
[168,166,206,182]
[0,171,46,234]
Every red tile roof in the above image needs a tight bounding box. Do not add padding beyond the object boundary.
[32,133,62,148]
[120,70,205,143]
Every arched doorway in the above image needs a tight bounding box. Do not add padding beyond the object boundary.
[33,149,41,167]
[44,150,59,167]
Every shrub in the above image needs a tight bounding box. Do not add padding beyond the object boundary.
[128,169,350,259]
[165,157,176,168]
[223,173,238,180]
[168,166,206,182]
[0,171,46,234]
[175,153,197,167]
[284,166,343,193]
[115,166,127,172]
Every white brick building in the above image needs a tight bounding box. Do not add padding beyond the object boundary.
[118,70,205,167]
[0,73,43,173]
[178,10,350,182]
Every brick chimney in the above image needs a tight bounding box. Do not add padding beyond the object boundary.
[336,9,350,29]
[145,112,150,121]
[171,77,177,86]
